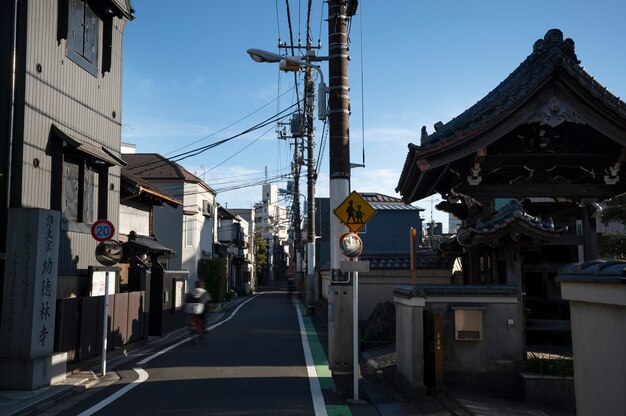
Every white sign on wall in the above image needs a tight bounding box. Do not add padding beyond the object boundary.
[91,271,116,296]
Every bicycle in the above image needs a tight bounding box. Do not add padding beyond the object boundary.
[184,302,205,343]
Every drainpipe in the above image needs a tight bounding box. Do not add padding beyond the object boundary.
[6,0,18,211]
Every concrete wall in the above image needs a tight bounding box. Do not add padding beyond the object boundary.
[394,290,426,400]
[321,269,451,321]
[152,187,184,270]
[559,277,626,416]
[119,201,150,236]
[393,285,524,397]
[422,285,524,396]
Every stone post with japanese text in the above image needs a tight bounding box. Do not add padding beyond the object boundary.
[0,208,67,390]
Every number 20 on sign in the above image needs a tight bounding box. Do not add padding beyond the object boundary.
[91,219,115,241]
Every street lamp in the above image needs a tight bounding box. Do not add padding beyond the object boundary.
[247,48,326,84]
[247,48,327,120]
[248,48,325,316]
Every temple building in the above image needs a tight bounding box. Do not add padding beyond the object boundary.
[395,29,626,394]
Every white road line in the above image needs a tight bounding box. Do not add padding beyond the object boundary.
[77,294,260,415]
[77,368,148,416]
[295,302,328,416]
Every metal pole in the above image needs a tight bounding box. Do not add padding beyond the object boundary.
[353,269,359,401]
[328,0,353,398]
[101,266,110,376]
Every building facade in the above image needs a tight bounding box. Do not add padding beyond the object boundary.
[0,0,134,389]
[122,153,217,288]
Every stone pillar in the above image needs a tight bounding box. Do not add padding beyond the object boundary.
[394,285,426,400]
[0,208,67,390]
[558,267,626,416]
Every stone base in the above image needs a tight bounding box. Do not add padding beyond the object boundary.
[521,372,575,412]
[395,372,427,401]
[0,353,67,390]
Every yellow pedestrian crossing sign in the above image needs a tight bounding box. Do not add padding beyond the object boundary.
[333,191,377,233]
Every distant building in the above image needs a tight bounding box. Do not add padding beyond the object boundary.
[448,213,462,234]
[254,184,290,282]
[315,193,427,269]
[229,208,257,292]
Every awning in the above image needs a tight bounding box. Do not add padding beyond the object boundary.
[52,124,126,166]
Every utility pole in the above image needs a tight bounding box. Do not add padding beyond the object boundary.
[292,130,302,277]
[305,47,316,316]
[328,0,353,398]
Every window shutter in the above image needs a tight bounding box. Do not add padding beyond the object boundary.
[67,0,84,55]
[83,164,95,223]
[63,160,80,221]
[83,3,99,65]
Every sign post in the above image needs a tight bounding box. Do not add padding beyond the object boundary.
[333,192,376,401]
[91,220,120,376]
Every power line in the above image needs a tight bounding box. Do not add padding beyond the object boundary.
[204,124,276,174]
[128,101,300,176]
[162,86,296,159]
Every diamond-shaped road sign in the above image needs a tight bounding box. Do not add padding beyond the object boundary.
[333,191,377,233]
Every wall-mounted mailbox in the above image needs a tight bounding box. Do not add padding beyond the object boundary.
[453,307,483,341]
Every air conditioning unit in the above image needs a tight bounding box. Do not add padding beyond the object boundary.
[202,200,212,217]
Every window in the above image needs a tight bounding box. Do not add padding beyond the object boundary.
[51,126,118,233]
[454,308,483,341]
[185,216,194,247]
[61,155,103,230]
[66,0,100,76]
[202,200,212,217]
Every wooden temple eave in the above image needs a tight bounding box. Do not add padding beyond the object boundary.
[456,218,566,248]
[396,29,626,205]
[452,182,626,200]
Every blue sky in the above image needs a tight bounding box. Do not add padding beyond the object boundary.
[121,1,626,230]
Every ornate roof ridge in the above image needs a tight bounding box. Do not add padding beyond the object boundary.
[416,29,626,150]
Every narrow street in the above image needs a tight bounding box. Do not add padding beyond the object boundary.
[46,287,324,416]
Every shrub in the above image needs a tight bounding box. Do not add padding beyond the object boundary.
[198,258,227,301]
[525,352,573,377]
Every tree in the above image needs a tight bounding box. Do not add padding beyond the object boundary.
[599,195,626,259]
[254,232,267,283]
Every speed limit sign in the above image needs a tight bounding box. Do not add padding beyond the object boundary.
[91,219,115,241]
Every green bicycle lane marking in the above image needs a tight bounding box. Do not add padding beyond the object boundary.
[297,303,352,416]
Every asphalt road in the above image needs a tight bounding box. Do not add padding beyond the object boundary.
[54,288,321,415]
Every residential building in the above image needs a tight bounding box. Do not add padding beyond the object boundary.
[229,208,256,292]
[216,206,251,294]
[122,153,217,288]
[118,167,181,278]
[0,0,134,389]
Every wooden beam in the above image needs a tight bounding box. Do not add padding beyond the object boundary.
[453,183,626,199]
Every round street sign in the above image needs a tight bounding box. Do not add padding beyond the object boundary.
[95,240,123,266]
[339,232,363,258]
[91,219,115,241]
